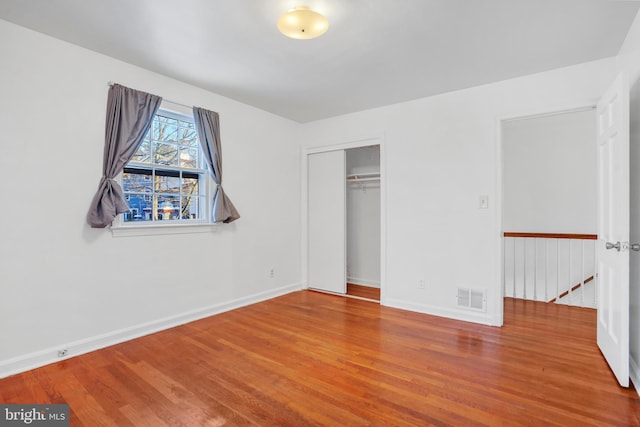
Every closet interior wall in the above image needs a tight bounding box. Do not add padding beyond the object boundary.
[346,146,381,288]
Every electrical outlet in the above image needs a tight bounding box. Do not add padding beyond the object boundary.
[57,349,68,357]
[418,279,425,289]
[269,268,275,279]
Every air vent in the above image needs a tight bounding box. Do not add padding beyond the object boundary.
[457,287,486,312]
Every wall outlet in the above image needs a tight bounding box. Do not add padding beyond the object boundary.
[269,268,275,279]
[418,279,425,289]
[57,349,68,357]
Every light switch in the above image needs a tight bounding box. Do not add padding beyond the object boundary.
[479,195,489,209]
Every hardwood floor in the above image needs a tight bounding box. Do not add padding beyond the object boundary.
[346,283,380,301]
[1,292,638,426]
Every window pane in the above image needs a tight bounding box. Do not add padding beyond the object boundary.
[179,126,198,147]
[154,143,179,166]
[182,175,199,196]
[181,196,200,220]
[155,116,179,142]
[156,195,181,221]
[123,195,153,222]
[180,147,199,168]
[154,174,180,193]
[123,170,153,192]
[131,140,151,163]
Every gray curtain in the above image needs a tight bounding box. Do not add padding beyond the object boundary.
[87,84,162,228]
[193,107,240,223]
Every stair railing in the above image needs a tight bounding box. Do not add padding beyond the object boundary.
[503,232,597,308]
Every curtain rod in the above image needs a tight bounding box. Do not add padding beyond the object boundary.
[107,81,193,110]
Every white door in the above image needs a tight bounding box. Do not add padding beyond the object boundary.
[307,150,346,294]
[596,72,630,387]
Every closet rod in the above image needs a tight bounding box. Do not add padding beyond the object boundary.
[347,177,380,183]
[107,81,193,110]
[347,172,380,180]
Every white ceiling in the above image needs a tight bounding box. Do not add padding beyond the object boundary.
[0,0,638,122]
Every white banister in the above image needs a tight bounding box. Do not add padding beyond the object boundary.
[556,239,560,302]
[503,232,597,308]
[568,242,572,303]
[533,239,538,300]
[512,239,516,297]
[523,240,527,300]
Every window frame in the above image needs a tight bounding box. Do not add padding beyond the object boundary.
[111,105,216,237]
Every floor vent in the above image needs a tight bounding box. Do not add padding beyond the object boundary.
[457,287,486,312]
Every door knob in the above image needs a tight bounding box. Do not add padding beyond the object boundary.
[606,241,621,251]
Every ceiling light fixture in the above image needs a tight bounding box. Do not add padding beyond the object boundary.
[277,6,328,40]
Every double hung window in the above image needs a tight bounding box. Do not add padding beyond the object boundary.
[119,110,210,225]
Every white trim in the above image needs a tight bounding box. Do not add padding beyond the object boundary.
[631,355,640,397]
[347,277,381,288]
[498,101,599,123]
[305,135,384,154]
[501,105,596,123]
[301,147,308,290]
[0,283,303,379]
[111,222,217,237]
[495,114,505,326]
[384,298,501,326]
[379,136,387,304]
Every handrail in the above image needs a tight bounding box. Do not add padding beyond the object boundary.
[503,232,597,240]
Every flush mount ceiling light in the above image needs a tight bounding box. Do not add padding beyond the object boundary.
[277,6,328,40]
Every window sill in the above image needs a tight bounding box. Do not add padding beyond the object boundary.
[111,222,217,237]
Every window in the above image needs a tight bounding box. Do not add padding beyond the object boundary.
[118,110,211,227]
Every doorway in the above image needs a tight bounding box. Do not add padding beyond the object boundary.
[500,74,633,389]
[305,138,384,303]
[501,108,598,308]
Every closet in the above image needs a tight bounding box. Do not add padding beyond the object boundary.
[307,144,381,300]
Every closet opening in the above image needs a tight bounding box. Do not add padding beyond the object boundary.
[346,146,381,302]
[306,140,383,303]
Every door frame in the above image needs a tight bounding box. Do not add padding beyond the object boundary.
[496,103,597,326]
[302,135,386,303]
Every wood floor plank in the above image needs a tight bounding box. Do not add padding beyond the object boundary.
[1,291,639,426]
[347,283,381,300]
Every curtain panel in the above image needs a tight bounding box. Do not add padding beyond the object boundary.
[87,84,162,228]
[192,107,240,223]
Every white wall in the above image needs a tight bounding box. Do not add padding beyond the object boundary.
[0,19,302,377]
[302,58,617,325]
[346,146,380,287]
[502,109,597,234]
[617,10,640,395]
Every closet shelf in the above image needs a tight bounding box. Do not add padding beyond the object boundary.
[346,172,380,182]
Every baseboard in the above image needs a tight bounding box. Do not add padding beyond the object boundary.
[0,282,303,379]
[347,277,380,288]
[631,355,640,397]
[383,298,500,326]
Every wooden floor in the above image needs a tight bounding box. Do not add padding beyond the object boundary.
[1,292,639,426]
[346,283,380,301]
